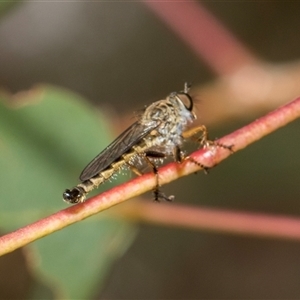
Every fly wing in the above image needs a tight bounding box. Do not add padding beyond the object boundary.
[79,120,159,181]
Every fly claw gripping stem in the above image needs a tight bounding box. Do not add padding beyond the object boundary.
[63,83,233,204]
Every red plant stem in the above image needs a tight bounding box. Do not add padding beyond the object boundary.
[0,97,300,255]
[143,0,259,75]
[126,202,300,241]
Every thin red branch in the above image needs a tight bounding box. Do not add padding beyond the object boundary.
[122,201,300,241]
[143,0,259,75]
[0,97,300,255]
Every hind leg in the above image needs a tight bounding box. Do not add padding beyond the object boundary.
[144,150,174,202]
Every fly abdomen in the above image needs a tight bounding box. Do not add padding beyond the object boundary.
[63,148,144,204]
[63,169,119,204]
[63,185,88,204]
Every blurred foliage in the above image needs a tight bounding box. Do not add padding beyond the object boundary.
[0,85,136,298]
[0,2,19,18]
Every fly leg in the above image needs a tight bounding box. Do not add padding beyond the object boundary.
[126,161,143,176]
[182,125,233,172]
[182,125,233,151]
[124,147,172,201]
[144,150,174,202]
[173,145,209,173]
[121,147,145,177]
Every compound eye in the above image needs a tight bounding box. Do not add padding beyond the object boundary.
[178,93,193,111]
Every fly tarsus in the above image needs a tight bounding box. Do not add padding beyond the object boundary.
[184,155,210,174]
[213,141,234,153]
[153,189,174,202]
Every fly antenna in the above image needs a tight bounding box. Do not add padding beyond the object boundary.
[183,82,192,93]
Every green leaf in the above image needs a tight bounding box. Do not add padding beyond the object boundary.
[31,217,136,298]
[0,85,136,298]
[0,2,19,18]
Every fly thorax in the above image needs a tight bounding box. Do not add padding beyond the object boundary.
[141,95,195,152]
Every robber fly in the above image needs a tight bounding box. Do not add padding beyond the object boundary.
[63,83,229,204]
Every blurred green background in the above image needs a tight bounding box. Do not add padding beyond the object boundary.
[0,1,300,299]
